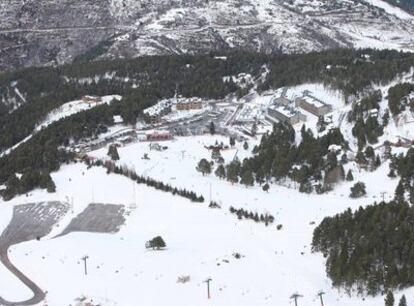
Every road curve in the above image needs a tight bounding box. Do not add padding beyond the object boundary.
[0,250,45,306]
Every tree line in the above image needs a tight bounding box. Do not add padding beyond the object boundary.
[86,158,204,203]
[312,200,414,296]
[1,49,413,199]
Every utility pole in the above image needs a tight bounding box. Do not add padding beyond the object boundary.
[81,255,89,275]
[204,278,212,299]
[317,291,325,306]
[380,191,387,202]
[290,293,303,306]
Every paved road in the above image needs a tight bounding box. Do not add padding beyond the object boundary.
[0,252,45,306]
[0,202,68,306]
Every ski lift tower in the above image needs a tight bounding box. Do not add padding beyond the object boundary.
[290,293,303,306]
[317,291,326,306]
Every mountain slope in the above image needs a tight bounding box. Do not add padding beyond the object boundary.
[1,0,414,71]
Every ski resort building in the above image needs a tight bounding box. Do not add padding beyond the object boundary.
[272,96,292,106]
[143,100,172,124]
[176,98,203,111]
[295,93,332,116]
[266,104,306,125]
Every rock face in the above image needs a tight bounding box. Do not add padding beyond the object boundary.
[1,0,414,71]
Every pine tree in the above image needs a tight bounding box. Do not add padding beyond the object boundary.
[240,169,254,187]
[196,158,211,176]
[46,179,56,193]
[226,162,239,184]
[107,145,120,161]
[215,164,226,179]
[374,154,381,168]
[230,136,235,147]
[388,168,397,178]
[211,148,222,161]
[262,183,270,192]
[385,291,394,306]
[346,169,354,181]
[395,180,405,202]
[209,121,215,135]
[398,295,407,306]
[146,236,166,250]
[350,181,366,198]
[243,141,249,150]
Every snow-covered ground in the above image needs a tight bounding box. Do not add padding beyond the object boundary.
[0,132,407,306]
[2,80,414,305]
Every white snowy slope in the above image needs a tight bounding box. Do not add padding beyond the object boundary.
[1,77,414,305]
[0,134,406,306]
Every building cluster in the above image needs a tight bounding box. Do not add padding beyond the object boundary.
[143,97,204,124]
[266,90,333,125]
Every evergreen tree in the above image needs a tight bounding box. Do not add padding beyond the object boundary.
[209,121,215,135]
[385,291,394,306]
[350,181,366,198]
[215,164,226,179]
[388,168,397,178]
[262,183,270,192]
[346,169,354,181]
[374,155,381,168]
[196,158,211,176]
[240,168,254,187]
[226,162,239,184]
[107,145,120,161]
[243,141,249,150]
[395,180,405,202]
[211,148,222,161]
[398,295,407,306]
[230,136,236,147]
[146,236,166,250]
[46,178,56,193]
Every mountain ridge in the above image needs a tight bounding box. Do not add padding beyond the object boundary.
[1,0,414,71]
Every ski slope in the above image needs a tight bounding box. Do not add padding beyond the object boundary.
[0,133,409,306]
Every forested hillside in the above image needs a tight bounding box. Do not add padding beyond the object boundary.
[312,200,414,296]
[1,49,414,200]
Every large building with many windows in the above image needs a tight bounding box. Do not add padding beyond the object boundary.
[267,104,306,125]
[295,93,332,116]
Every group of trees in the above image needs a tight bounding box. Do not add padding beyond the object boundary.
[388,83,414,116]
[86,158,205,203]
[384,291,407,306]
[349,181,366,198]
[389,148,414,204]
[312,200,414,296]
[2,49,414,199]
[0,171,55,201]
[348,90,386,149]
[229,206,275,226]
[197,122,350,194]
[227,123,347,193]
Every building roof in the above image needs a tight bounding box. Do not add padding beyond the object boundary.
[299,95,326,109]
[268,104,299,118]
[143,100,172,116]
